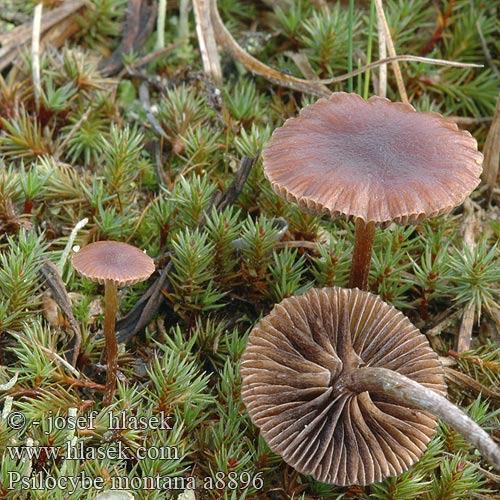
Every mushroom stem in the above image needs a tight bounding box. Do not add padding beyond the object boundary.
[103,280,119,407]
[343,366,500,471]
[348,218,375,290]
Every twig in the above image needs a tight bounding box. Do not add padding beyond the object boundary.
[456,199,481,352]
[22,331,81,378]
[476,19,500,78]
[124,42,182,69]
[0,0,86,72]
[447,116,493,125]
[31,3,43,114]
[209,0,331,98]
[139,82,170,140]
[315,55,481,84]
[457,302,476,353]
[98,0,157,76]
[125,67,171,93]
[444,367,500,403]
[425,307,463,337]
[284,51,331,94]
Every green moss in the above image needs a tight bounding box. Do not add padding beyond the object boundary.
[0,0,499,498]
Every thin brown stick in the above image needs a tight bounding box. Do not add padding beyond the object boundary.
[315,55,481,85]
[456,199,481,352]
[125,43,182,70]
[476,20,500,78]
[39,257,82,367]
[425,307,463,337]
[444,367,500,403]
[209,0,330,97]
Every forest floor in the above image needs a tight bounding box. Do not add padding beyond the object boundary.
[0,1,499,499]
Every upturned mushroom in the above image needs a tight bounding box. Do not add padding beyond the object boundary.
[72,241,155,406]
[262,92,483,290]
[241,287,500,486]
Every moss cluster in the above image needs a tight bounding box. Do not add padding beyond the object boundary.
[0,0,499,499]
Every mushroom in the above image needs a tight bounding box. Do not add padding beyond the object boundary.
[241,287,500,486]
[262,92,483,290]
[72,241,155,406]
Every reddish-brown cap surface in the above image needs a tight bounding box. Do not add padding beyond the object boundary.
[241,287,446,486]
[263,92,483,225]
[72,241,155,286]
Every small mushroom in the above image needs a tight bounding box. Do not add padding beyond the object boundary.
[72,241,155,406]
[262,92,483,290]
[241,287,500,485]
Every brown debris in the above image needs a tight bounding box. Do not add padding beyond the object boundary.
[98,0,157,76]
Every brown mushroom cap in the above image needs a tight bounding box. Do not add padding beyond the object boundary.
[240,287,446,486]
[262,92,483,225]
[72,241,155,286]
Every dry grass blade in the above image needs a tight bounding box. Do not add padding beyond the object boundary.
[39,258,82,367]
[0,0,86,71]
[445,367,500,404]
[456,199,482,352]
[209,0,481,98]
[374,0,408,102]
[193,0,222,84]
[31,3,43,114]
[481,94,500,203]
[315,55,482,85]
[209,0,331,98]
[376,0,387,97]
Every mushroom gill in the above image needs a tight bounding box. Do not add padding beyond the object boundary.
[241,287,446,486]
